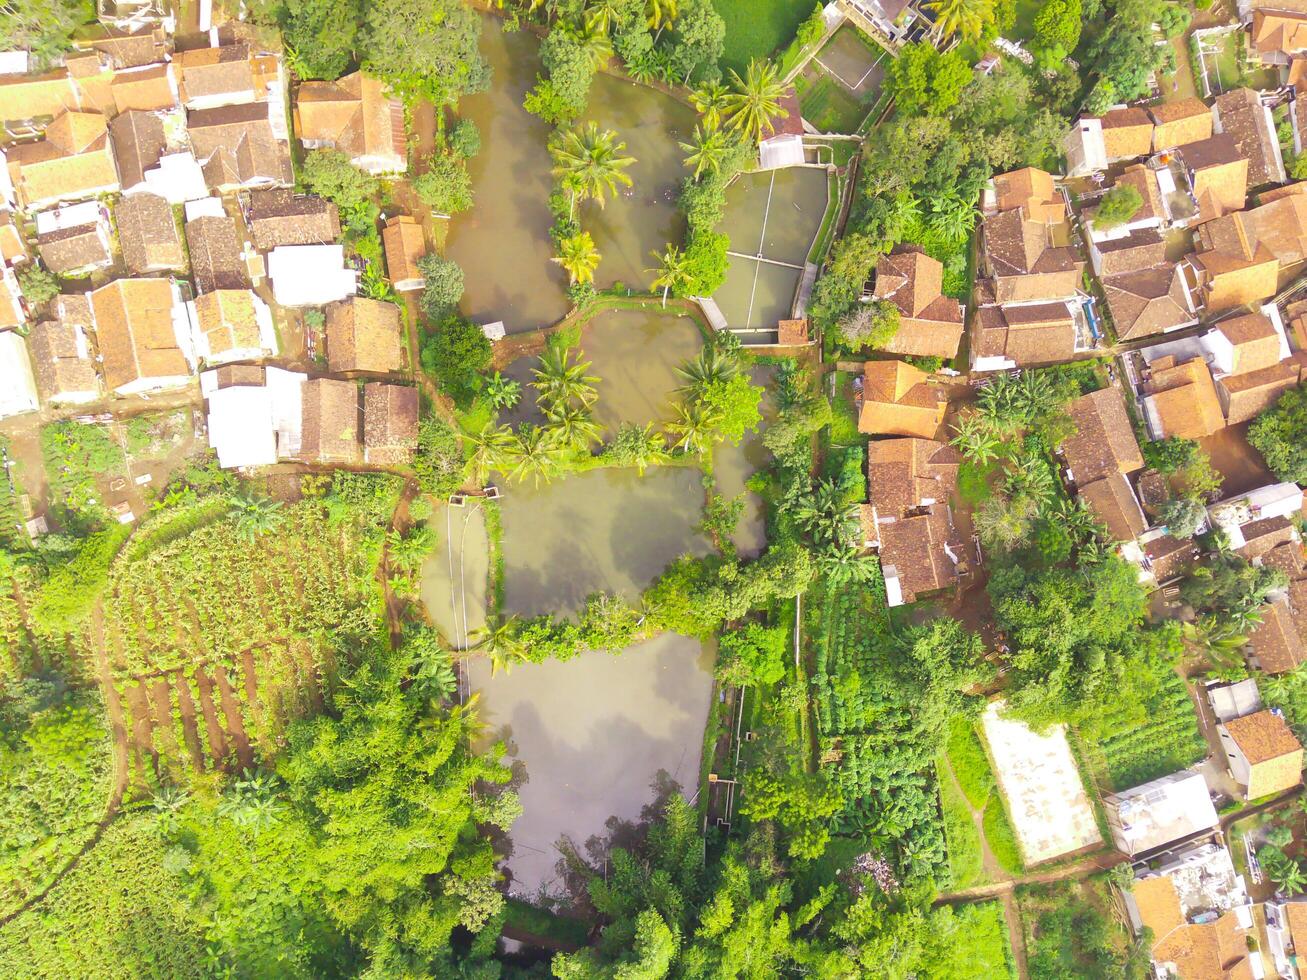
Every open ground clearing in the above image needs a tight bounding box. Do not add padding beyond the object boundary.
[469,633,714,899]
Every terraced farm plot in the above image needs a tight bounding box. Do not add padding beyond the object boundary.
[1077,668,1206,790]
[99,496,392,786]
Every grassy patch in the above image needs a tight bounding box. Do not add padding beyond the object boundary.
[944,716,996,808]
[795,68,867,134]
[958,459,995,507]
[946,902,1018,979]
[713,0,813,75]
[983,796,1024,875]
[503,898,589,947]
[939,761,984,889]
[828,371,861,446]
[1019,877,1134,979]
[899,216,971,299]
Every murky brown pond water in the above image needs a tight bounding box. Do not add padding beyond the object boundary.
[446,18,695,334]
[469,633,714,900]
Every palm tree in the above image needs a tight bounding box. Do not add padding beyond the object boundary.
[387,526,435,573]
[504,424,567,487]
[927,0,993,42]
[470,617,527,677]
[690,81,731,129]
[233,496,285,543]
[1183,616,1250,673]
[723,59,789,144]
[545,402,604,451]
[821,545,879,585]
[464,422,517,485]
[409,645,458,701]
[645,0,678,30]
[679,123,731,179]
[949,410,1001,466]
[665,400,721,454]
[584,0,625,34]
[533,344,599,409]
[485,371,522,411]
[568,20,613,68]
[648,244,692,306]
[552,231,602,285]
[549,122,636,217]
[676,346,739,395]
[928,193,978,241]
[1274,859,1307,896]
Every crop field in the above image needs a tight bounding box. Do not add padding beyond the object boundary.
[811,576,949,882]
[1077,666,1205,790]
[712,0,810,74]
[98,482,397,787]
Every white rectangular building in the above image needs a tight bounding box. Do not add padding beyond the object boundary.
[1103,771,1218,858]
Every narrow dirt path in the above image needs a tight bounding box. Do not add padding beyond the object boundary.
[938,755,1028,977]
[934,850,1122,904]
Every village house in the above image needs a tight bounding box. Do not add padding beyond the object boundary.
[175,42,257,110]
[324,297,406,375]
[246,188,340,251]
[1208,481,1304,559]
[108,62,178,116]
[1249,598,1307,675]
[382,214,425,292]
[201,365,307,468]
[0,330,39,419]
[110,107,207,203]
[294,71,406,175]
[26,297,103,405]
[3,109,120,211]
[1058,387,1147,545]
[76,24,169,71]
[0,267,23,331]
[1250,7,1307,69]
[1124,842,1256,979]
[185,208,250,293]
[298,377,361,464]
[87,276,194,395]
[1213,87,1286,189]
[188,289,277,366]
[34,200,113,275]
[1216,708,1304,799]
[869,245,964,359]
[856,359,947,439]
[1177,133,1250,227]
[268,245,357,307]
[0,69,87,132]
[861,437,964,607]
[1149,98,1214,152]
[362,382,419,466]
[1064,106,1154,177]
[115,192,185,274]
[1103,771,1219,859]
[187,102,293,194]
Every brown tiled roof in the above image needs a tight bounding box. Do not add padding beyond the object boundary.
[324,297,405,374]
[858,359,947,439]
[1245,193,1307,266]
[26,312,101,402]
[4,110,119,208]
[973,300,1077,367]
[1189,243,1279,313]
[362,382,418,465]
[1061,387,1145,484]
[381,215,425,289]
[109,108,166,189]
[1094,229,1167,278]
[1149,97,1213,151]
[1287,903,1307,956]
[1079,472,1146,543]
[1265,540,1307,581]
[1183,134,1249,223]
[83,25,168,69]
[878,509,961,603]
[177,43,255,105]
[1250,598,1307,674]
[0,212,25,266]
[1144,355,1226,439]
[300,377,360,464]
[88,278,188,391]
[1226,708,1303,763]
[1252,9,1307,57]
[873,245,964,359]
[36,222,110,274]
[981,208,1083,304]
[1215,88,1284,189]
[186,215,248,293]
[1134,875,1185,942]
[116,193,184,274]
[247,188,340,250]
[1153,910,1255,980]
[294,71,406,166]
[1102,265,1194,342]
[188,102,292,190]
[1100,106,1154,160]
[0,71,81,124]
[1144,533,1199,583]
[194,289,263,360]
[990,167,1064,223]
[1219,360,1302,424]
[213,363,266,387]
[1240,514,1300,559]
[1220,311,1284,374]
[866,437,960,517]
[110,64,176,114]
